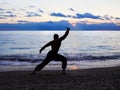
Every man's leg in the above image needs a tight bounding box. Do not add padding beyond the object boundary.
[31,52,52,75]
[55,54,67,74]
[35,59,50,71]
[31,59,50,75]
[32,51,53,75]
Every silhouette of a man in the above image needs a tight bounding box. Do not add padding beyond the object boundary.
[32,27,70,75]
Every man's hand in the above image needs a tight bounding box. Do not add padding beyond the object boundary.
[39,50,42,54]
[67,27,70,30]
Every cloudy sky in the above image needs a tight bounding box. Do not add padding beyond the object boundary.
[0,0,120,30]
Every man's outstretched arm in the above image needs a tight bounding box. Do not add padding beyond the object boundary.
[60,27,70,40]
[39,41,51,54]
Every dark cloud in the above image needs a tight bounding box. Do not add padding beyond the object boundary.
[102,15,111,20]
[29,5,35,8]
[38,9,44,13]
[0,9,17,18]
[50,12,67,17]
[0,14,16,18]
[6,11,13,14]
[26,12,41,17]
[0,8,4,11]
[18,20,29,23]
[50,12,102,20]
[73,13,101,19]
[69,8,75,11]
[5,14,16,17]
[0,17,6,19]
[115,17,120,20]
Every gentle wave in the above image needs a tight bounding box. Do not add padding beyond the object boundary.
[0,54,120,63]
[9,47,31,50]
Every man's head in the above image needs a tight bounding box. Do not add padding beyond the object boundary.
[54,34,59,40]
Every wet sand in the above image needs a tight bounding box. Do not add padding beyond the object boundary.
[0,66,120,90]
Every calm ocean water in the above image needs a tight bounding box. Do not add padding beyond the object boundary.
[0,31,120,71]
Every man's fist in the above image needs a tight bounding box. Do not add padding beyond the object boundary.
[67,27,70,30]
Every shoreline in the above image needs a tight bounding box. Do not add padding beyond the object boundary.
[0,64,120,72]
[0,66,120,89]
[0,58,120,72]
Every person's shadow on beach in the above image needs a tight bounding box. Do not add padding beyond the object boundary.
[31,27,70,75]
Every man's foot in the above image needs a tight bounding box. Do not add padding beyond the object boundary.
[62,70,67,75]
[31,71,36,75]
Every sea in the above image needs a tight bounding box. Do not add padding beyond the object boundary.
[0,31,120,71]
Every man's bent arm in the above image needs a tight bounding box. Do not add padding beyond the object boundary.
[40,41,51,54]
[60,27,70,40]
